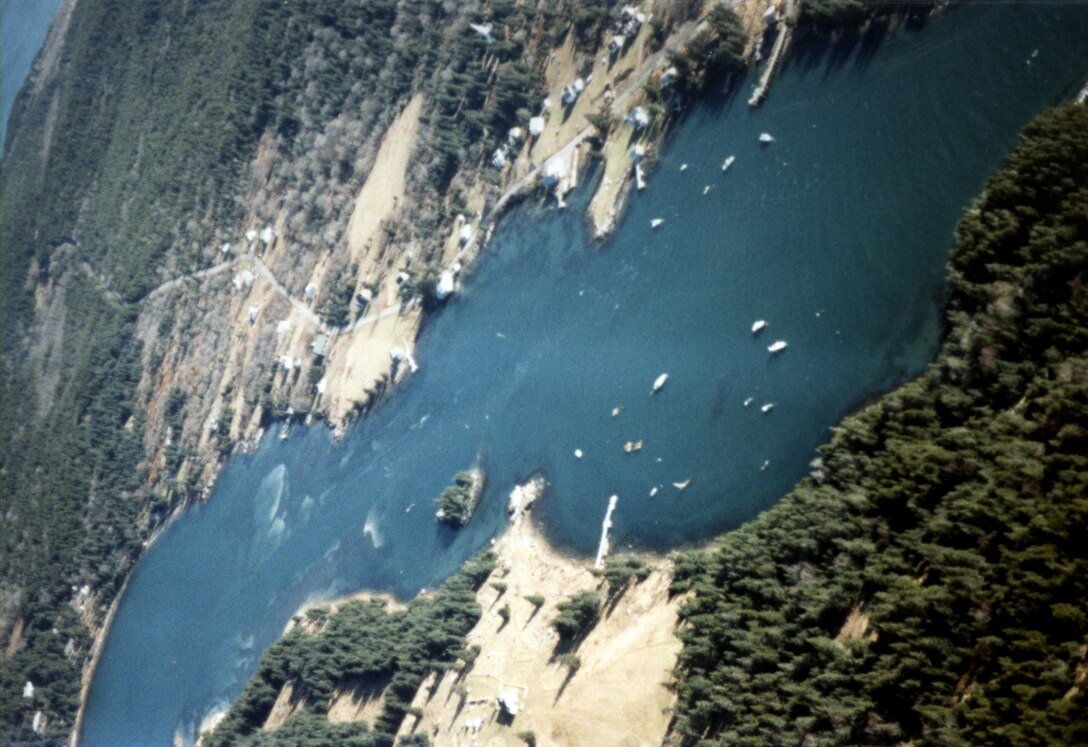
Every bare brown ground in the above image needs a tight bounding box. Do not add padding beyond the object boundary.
[396,513,682,747]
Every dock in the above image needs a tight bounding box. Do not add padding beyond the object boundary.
[748,24,792,107]
[593,494,619,569]
[748,0,795,107]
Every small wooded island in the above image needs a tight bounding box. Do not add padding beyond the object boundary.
[435,469,486,528]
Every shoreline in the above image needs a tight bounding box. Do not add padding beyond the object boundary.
[73,4,777,737]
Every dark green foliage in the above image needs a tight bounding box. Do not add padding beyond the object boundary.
[601,555,650,601]
[320,264,359,329]
[435,470,483,528]
[668,105,1088,747]
[518,730,538,746]
[207,552,496,746]
[524,594,546,609]
[669,6,746,93]
[552,591,601,642]
[233,713,381,747]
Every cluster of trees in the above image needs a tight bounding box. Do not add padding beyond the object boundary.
[666,104,1088,746]
[666,5,747,94]
[207,552,497,746]
[434,470,484,528]
[552,590,602,642]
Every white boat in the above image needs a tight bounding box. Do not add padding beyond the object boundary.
[759,132,775,144]
[679,163,688,172]
[761,403,775,413]
[623,439,643,453]
[652,373,669,393]
[611,406,622,417]
[743,397,754,407]
[673,478,692,490]
[751,319,768,334]
[574,449,584,459]
[760,460,770,471]
[768,340,788,353]
[650,218,664,228]
[649,486,659,497]
[721,155,736,171]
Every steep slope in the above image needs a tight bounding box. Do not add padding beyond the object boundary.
[1,1,766,742]
[667,104,1088,746]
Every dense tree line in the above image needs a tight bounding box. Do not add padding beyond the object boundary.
[206,552,496,746]
[666,104,1088,746]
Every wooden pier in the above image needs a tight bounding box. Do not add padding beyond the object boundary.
[748,24,792,107]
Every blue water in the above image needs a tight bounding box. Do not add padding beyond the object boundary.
[81,5,1088,745]
[1,0,62,143]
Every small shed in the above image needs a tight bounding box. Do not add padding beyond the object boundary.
[435,270,456,301]
[23,681,34,699]
[528,116,545,137]
[626,106,650,130]
[310,334,328,358]
[498,689,521,716]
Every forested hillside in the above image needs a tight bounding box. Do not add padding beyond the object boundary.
[0,1,619,742]
[667,104,1088,746]
[205,553,497,747]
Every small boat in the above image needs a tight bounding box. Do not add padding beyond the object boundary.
[761,403,775,413]
[743,397,754,407]
[623,439,644,454]
[611,406,622,417]
[721,155,736,171]
[679,163,688,172]
[703,185,712,195]
[574,449,584,459]
[673,478,692,490]
[650,218,664,228]
[649,486,659,497]
[760,460,770,471]
[759,132,775,144]
[405,503,415,513]
[652,373,669,393]
[751,320,768,334]
[768,340,788,353]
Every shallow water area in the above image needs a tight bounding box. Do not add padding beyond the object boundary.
[81,6,1088,745]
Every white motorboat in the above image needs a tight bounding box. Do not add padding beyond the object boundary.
[768,340,788,353]
[761,403,775,413]
[752,320,768,334]
[650,218,664,228]
[721,155,736,171]
[759,132,775,144]
[652,373,669,393]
